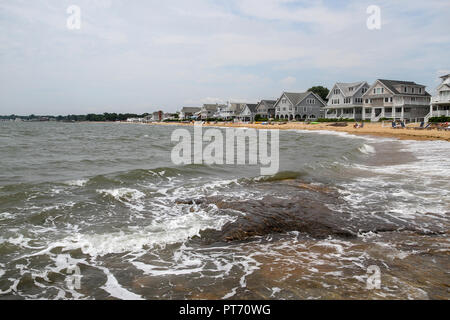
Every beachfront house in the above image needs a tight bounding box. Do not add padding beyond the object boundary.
[217,102,247,120]
[430,74,450,120]
[180,107,201,120]
[213,104,229,119]
[151,111,163,122]
[274,92,326,121]
[200,104,219,120]
[237,103,258,122]
[162,113,177,121]
[362,79,431,122]
[255,100,276,120]
[325,81,370,120]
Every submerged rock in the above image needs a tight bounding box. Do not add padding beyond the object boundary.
[187,182,446,243]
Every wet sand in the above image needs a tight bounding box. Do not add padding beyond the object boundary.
[148,122,450,142]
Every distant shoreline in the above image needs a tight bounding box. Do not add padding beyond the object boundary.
[4,120,449,142]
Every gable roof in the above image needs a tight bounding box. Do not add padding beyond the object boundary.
[276,91,326,108]
[259,99,276,106]
[377,79,428,95]
[245,104,258,113]
[181,107,201,113]
[202,104,218,111]
[283,92,310,106]
[326,81,368,99]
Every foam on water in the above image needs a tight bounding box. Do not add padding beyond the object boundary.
[358,144,376,155]
[66,179,88,187]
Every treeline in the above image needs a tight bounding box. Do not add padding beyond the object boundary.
[0,113,150,122]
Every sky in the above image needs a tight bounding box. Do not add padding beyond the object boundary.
[0,0,449,115]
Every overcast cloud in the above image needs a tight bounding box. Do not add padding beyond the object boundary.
[0,0,449,115]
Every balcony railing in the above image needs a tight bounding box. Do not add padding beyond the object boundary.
[431,110,450,117]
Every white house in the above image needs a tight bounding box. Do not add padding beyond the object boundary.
[362,79,431,122]
[430,74,450,119]
[200,104,219,120]
[179,107,201,120]
[325,81,369,120]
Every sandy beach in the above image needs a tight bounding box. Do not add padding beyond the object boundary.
[146,121,450,142]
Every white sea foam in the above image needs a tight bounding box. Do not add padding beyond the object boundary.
[35,209,236,258]
[97,188,145,201]
[97,187,146,211]
[358,144,376,155]
[98,265,144,300]
[66,179,88,187]
[0,212,13,220]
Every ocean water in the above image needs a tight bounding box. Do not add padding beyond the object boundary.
[0,122,448,300]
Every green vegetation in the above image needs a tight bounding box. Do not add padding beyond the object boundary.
[254,115,269,122]
[0,113,150,122]
[307,86,329,102]
[429,116,450,123]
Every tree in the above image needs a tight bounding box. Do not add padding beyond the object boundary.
[307,86,329,102]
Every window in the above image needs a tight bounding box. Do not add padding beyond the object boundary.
[344,97,351,104]
[354,98,362,104]
[374,88,384,94]
[404,87,407,93]
[390,97,393,102]
[396,108,402,112]
[334,88,340,94]
[385,98,389,103]
[361,88,368,94]
[349,87,353,92]
[419,88,422,94]
[306,98,316,104]
[411,97,416,102]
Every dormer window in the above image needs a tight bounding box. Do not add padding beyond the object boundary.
[349,87,353,92]
[404,87,407,93]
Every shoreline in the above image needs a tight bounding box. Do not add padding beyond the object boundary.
[140,121,450,142]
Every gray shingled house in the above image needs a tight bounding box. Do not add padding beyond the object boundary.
[255,100,276,120]
[274,92,326,121]
[362,79,431,122]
